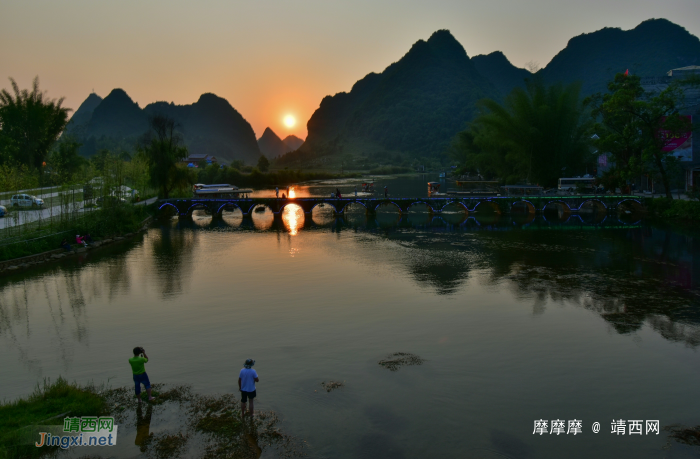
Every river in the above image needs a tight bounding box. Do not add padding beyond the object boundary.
[1,175,699,458]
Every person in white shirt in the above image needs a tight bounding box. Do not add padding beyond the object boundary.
[238,358,259,417]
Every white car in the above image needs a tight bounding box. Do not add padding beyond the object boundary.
[11,194,44,207]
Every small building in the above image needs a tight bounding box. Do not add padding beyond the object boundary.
[641,67,700,192]
[181,154,218,167]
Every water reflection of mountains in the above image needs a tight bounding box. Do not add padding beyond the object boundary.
[194,213,700,346]
[1,215,699,351]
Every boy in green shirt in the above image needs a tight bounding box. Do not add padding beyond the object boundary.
[129,347,155,403]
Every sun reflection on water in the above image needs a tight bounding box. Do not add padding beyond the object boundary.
[282,204,304,235]
[288,187,296,198]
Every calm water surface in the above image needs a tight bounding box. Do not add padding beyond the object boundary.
[1,176,700,458]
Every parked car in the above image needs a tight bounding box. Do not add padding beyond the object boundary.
[0,205,6,217]
[10,194,44,207]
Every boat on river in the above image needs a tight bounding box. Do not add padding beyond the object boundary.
[193,183,253,198]
[428,182,446,196]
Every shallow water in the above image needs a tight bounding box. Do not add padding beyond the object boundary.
[1,176,700,458]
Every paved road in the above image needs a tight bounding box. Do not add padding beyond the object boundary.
[0,202,86,229]
[0,187,82,206]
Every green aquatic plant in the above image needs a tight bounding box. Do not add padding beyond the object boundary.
[378,352,425,371]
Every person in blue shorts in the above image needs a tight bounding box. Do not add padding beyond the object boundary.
[129,347,155,403]
[239,358,259,417]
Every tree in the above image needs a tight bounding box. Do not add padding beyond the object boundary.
[257,155,270,172]
[451,78,592,186]
[586,73,692,199]
[48,137,85,183]
[0,77,71,169]
[141,115,192,198]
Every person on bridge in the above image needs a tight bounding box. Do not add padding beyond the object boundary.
[384,186,388,198]
[354,186,357,197]
[275,187,279,198]
[239,358,259,417]
[336,188,342,199]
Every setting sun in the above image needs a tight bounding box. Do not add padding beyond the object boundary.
[283,115,296,128]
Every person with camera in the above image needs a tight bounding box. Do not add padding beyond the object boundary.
[238,358,259,417]
[129,347,155,403]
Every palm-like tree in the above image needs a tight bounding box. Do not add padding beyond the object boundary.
[454,78,591,186]
[0,77,71,168]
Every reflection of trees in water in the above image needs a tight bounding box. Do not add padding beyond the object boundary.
[0,237,148,373]
[150,224,197,299]
[376,225,700,345]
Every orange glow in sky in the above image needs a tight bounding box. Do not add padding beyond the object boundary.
[1,0,698,141]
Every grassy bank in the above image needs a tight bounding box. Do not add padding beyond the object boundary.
[0,378,107,459]
[646,198,700,221]
[0,204,151,262]
[1,378,302,459]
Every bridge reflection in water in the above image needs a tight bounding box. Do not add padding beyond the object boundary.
[178,205,644,236]
[160,195,645,217]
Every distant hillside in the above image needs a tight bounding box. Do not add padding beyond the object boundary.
[282,135,304,151]
[67,90,261,163]
[298,30,497,160]
[257,128,288,158]
[64,92,102,137]
[539,18,700,95]
[471,51,531,97]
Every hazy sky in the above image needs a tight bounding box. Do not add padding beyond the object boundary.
[1,0,699,140]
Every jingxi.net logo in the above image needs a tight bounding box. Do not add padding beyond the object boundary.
[35,417,118,449]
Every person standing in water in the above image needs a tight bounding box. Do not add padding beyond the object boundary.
[129,347,155,403]
[239,358,259,417]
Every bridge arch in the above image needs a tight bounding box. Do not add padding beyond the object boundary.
[374,201,403,213]
[617,198,644,213]
[247,203,272,215]
[542,200,572,222]
[309,201,338,214]
[472,200,502,215]
[186,203,210,216]
[511,200,536,215]
[577,199,607,212]
[158,202,180,216]
[216,202,244,216]
[440,201,469,214]
[341,201,368,213]
[407,201,436,213]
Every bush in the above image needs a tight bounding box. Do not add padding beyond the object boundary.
[647,198,700,221]
[0,377,107,459]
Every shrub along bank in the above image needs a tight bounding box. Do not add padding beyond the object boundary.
[0,204,151,262]
[0,377,107,459]
[646,198,700,221]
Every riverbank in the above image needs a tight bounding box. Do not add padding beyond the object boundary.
[646,197,700,221]
[0,378,301,459]
[0,204,153,265]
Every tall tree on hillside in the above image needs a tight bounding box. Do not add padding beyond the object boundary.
[141,115,192,198]
[0,77,71,169]
[586,73,693,199]
[257,155,270,172]
[451,78,592,186]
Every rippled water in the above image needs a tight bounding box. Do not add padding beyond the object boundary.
[1,176,700,458]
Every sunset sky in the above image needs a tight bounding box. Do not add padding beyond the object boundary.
[1,0,699,140]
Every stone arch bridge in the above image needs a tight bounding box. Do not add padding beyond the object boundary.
[158,195,645,218]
